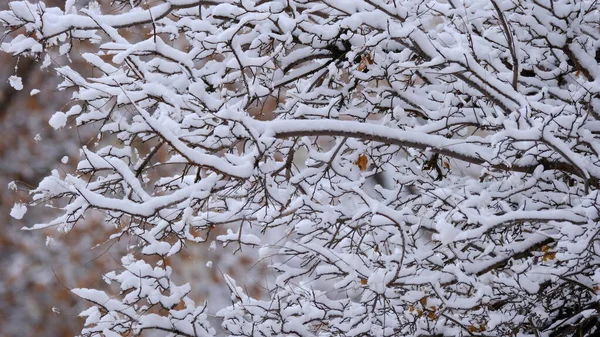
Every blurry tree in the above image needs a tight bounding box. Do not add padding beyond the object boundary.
[0,19,100,336]
[2,0,600,337]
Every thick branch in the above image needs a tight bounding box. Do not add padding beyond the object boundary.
[252,119,598,187]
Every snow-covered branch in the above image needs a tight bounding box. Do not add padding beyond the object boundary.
[3,0,600,336]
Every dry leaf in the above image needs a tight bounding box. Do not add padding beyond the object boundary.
[420,297,428,306]
[358,61,367,72]
[355,154,368,171]
[360,278,368,285]
[542,251,556,261]
[358,54,373,72]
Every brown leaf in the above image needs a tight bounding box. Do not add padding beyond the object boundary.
[355,154,368,171]
[543,251,556,261]
[358,61,367,72]
[358,54,373,72]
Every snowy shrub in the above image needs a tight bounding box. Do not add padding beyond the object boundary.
[2,0,600,336]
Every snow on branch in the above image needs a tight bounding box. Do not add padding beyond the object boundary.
[3,0,600,336]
